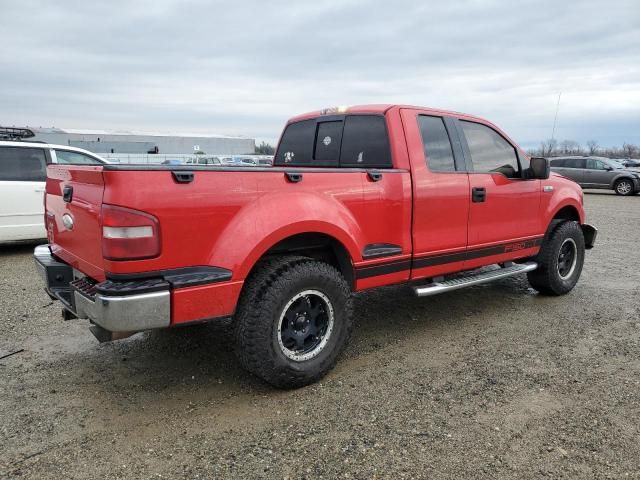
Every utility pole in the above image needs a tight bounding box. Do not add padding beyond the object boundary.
[551,92,562,142]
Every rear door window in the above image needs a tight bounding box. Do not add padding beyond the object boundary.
[0,146,46,181]
[564,158,586,169]
[417,115,456,172]
[460,120,520,178]
[339,115,391,168]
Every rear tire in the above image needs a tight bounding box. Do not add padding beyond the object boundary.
[614,178,634,196]
[233,256,353,389]
[527,221,585,296]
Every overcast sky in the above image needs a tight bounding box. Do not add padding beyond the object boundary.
[1,0,638,149]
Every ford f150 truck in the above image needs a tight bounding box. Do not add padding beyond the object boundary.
[34,105,597,388]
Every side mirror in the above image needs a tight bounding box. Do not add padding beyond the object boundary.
[529,157,550,179]
[604,165,613,171]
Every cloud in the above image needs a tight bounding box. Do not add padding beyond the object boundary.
[1,0,638,147]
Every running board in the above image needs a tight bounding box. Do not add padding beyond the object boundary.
[413,262,538,297]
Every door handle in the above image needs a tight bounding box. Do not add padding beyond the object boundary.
[472,187,486,203]
[35,188,45,193]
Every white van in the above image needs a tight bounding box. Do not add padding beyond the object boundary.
[0,131,106,243]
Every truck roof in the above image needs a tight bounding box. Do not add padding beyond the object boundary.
[287,104,483,123]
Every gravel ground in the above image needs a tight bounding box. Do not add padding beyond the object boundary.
[1,192,639,479]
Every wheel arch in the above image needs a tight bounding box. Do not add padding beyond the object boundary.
[612,175,635,191]
[238,228,357,289]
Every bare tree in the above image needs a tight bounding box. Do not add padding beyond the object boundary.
[540,139,557,157]
[559,140,581,155]
[622,142,638,158]
[586,140,599,155]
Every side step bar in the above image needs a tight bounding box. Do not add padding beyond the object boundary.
[413,262,538,297]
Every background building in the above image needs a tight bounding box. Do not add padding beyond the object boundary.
[29,127,255,155]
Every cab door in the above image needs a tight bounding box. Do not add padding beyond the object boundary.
[400,109,470,280]
[455,118,543,268]
[0,146,48,242]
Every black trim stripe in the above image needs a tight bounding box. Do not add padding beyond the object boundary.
[355,259,412,279]
[413,237,543,269]
[355,237,543,280]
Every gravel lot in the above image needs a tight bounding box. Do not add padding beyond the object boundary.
[1,192,639,479]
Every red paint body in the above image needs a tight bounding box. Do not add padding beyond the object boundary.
[45,105,586,325]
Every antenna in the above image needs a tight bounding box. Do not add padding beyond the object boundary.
[551,92,562,142]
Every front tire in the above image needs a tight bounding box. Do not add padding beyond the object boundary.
[527,221,585,296]
[233,256,353,389]
[614,178,634,196]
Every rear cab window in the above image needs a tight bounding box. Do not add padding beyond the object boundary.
[0,146,47,181]
[275,115,392,168]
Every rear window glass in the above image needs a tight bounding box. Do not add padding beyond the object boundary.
[275,120,315,166]
[0,146,47,181]
[417,115,456,172]
[314,121,343,164]
[550,159,566,167]
[275,115,392,168]
[340,115,391,168]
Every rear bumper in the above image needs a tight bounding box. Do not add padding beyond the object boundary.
[34,244,169,333]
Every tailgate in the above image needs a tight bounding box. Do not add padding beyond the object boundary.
[46,165,106,281]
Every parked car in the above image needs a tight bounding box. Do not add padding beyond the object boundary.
[34,105,596,388]
[0,130,106,243]
[185,156,221,165]
[621,158,640,168]
[549,156,640,196]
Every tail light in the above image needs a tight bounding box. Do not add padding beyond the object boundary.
[101,204,160,260]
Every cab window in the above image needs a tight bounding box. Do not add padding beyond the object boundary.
[418,115,456,172]
[460,121,520,178]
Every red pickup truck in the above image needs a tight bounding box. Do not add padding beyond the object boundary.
[35,105,596,388]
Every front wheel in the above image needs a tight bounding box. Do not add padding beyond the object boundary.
[527,221,585,295]
[614,178,634,196]
[233,256,353,389]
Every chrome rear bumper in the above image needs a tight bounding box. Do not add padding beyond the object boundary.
[34,244,170,334]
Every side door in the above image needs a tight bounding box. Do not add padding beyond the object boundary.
[0,146,48,242]
[400,109,470,280]
[560,158,586,185]
[457,119,543,267]
[584,158,612,187]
